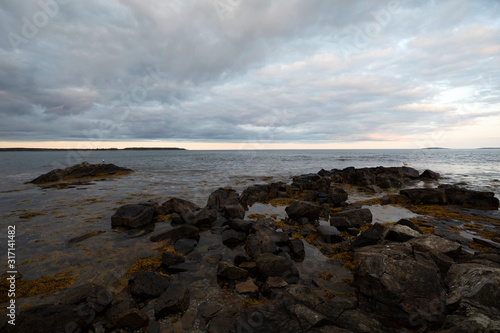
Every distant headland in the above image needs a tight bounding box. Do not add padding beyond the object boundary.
[0,147,187,152]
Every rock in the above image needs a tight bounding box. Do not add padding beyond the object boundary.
[355,243,446,327]
[224,204,245,220]
[317,225,343,244]
[288,239,305,261]
[291,174,331,191]
[420,169,440,180]
[59,283,112,309]
[328,186,349,206]
[329,166,420,189]
[409,235,462,258]
[285,200,322,221]
[395,218,423,234]
[194,208,218,227]
[111,204,155,229]
[129,271,170,299]
[228,219,253,233]
[443,187,499,210]
[221,229,247,246]
[266,276,288,288]
[240,182,288,206]
[400,188,447,205]
[161,252,185,267]
[154,284,190,319]
[235,279,259,294]
[160,197,198,224]
[198,302,222,323]
[352,223,387,248]
[384,224,421,242]
[29,161,133,184]
[330,208,372,229]
[174,238,198,255]
[292,303,329,327]
[150,225,200,242]
[446,263,500,311]
[239,262,257,273]
[105,299,149,329]
[269,231,289,246]
[256,253,300,284]
[161,197,200,214]
[472,237,500,250]
[246,231,278,259]
[217,262,249,280]
[365,185,383,194]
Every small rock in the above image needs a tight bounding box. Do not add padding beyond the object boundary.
[235,279,259,294]
[420,169,440,180]
[222,229,247,246]
[265,276,288,288]
[395,218,423,234]
[256,253,300,284]
[288,239,305,261]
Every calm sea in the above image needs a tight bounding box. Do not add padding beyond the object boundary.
[0,149,499,300]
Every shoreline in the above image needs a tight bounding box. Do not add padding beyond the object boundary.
[1,164,499,332]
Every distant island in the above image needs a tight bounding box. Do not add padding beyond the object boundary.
[423,147,449,149]
[0,147,186,152]
[478,147,500,149]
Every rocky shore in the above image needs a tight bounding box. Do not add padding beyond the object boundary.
[3,165,500,332]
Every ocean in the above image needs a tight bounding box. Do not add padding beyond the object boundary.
[0,149,499,306]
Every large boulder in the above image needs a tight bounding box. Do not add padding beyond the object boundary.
[29,161,133,184]
[256,253,300,284]
[400,188,447,205]
[206,187,246,219]
[154,284,190,319]
[446,263,500,311]
[217,262,249,280]
[129,271,170,299]
[443,186,499,210]
[330,208,372,229]
[111,204,155,229]
[150,225,200,242]
[354,243,446,327]
[285,200,322,222]
[193,208,218,227]
[328,186,348,206]
[159,197,199,224]
[409,235,462,259]
[420,169,440,180]
[239,182,288,206]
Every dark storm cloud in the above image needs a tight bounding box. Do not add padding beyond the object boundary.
[0,0,499,144]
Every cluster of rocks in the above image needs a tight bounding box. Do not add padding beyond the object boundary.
[9,165,500,332]
[29,162,133,185]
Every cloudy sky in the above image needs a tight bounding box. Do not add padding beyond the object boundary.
[1,0,499,149]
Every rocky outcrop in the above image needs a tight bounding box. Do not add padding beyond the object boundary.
[400,186,499,210]
[30,161,133,184]
[285,200,322,222]
[111,204,155,229]
[330,208,372,229]
[324,166,420,188]
[206,187,246,220]
[355,242,447,328]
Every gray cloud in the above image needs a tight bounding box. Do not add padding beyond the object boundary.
[0,0,499,146]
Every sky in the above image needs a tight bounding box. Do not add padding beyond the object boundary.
[0,0,499,150]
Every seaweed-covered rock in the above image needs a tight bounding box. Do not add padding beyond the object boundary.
[30,161,133,184]
[330,208,372,229]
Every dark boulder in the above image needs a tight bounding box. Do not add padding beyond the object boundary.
[194,208,218,227]
[29,161,133,184]
[105,299,149,330]
[409,235,462,259]
[224,204,245,220]
[330,208,372,229]
[384,224,422,242]
[154,284,190,319]
[395,218,423,234]
[111,204,155,229]
[159,197,198,224]
[174,238,198,255]
[246,231,278,259]
[150,225,200,242]
[286,200,322,222]
[352,223,387,248]
[217,262,249,280]
[228,219,253,233]
[400,188,447,205]
[443,186,499,210]
[221,229,247,246]
[256,253,300,284]
[355,243,446,327]
[420,169,440,180]
[161,252,185,267]
[328,186,349,206]
[288,239,305,261]
[129,271,170,299]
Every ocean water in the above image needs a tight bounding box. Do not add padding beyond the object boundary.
[0,149,499,307]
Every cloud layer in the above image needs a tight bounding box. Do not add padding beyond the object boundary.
[1,0,499,148]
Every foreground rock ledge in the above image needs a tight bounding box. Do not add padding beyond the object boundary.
[29,161,134,185]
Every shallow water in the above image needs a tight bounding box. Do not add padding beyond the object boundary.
[0,149,498,309]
